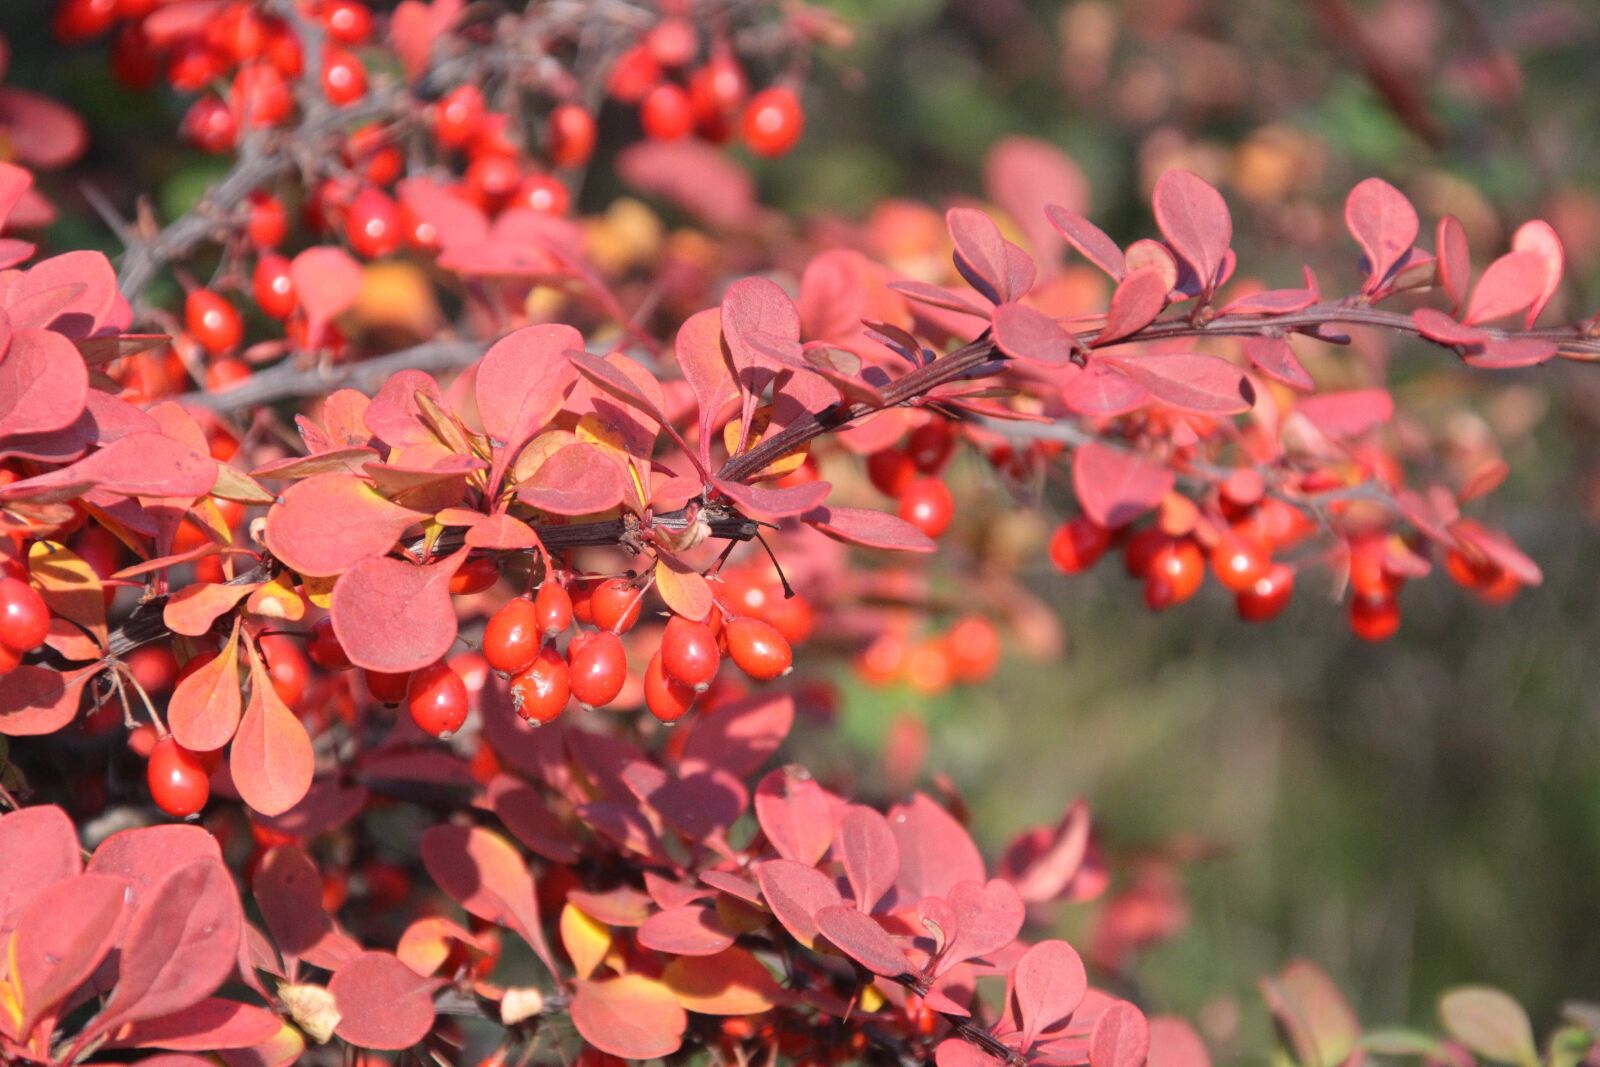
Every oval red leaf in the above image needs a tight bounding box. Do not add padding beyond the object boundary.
[329,951,439,1050]
[330,550,466,674]
[570,975,687,1059]
[1014,939,1088,1046]
[1152,170,1231,294]
[1072,442,1175,529]
[1344,178,1418,291]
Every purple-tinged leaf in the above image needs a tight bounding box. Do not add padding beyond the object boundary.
[1100,353,1253,415]
[485,777,581,864]
[948,208,1034,304]
[12,872,128,1039]
[1073,442,1175,529]
[0,328,87,442]
[1061,360,1150,416]
[252,846,352,970]
[675,307,738,469]
[1344,178,1418,291]
[1095,268,1168,346]
[1411,308,1489,347]
[839,806,900,913]
[754,766,842,866]
[715,477,831,521]
[679,691,794,779]
[1045,204,1125,279]
[801,504,937,552]
[985,138,1091,266]
[1152,170,1231,294]
[889,280,993,318]
[815,905,909,977]
[1243,337,1315,392]
[757,859,845,949]
[993,301,1078,365]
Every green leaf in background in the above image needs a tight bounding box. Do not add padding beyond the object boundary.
[1439,986,1539,1067]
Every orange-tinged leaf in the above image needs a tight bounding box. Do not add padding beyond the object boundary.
[164,581,258,637]
[655,555,713,621]
[1259,959,1360,1067]
[230,641,314,816]
[0,664,96,736]
[560,903,611,980]
[168,618,242,752]
[262,473,428,578]
[570,975,686,1060]
[420,824,555,975]
[662,948,784,1015]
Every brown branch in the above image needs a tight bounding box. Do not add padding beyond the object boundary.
[177,340,489,412]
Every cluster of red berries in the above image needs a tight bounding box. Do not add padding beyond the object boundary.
[606,19,803,157]
[855,614,1002,693]
[866,421,961,540]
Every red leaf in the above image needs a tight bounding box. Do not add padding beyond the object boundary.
[1090,1001,1151,1067]
[754,766,842,866]
[889,279,994,319]
[1000,800,1092,904]
[1296,389,1394,438]
[1014,939,1087,1046]
[1152,170,1231,293]
[96,859,241,1028]
[88,824,222,917]
[1463,339,1556,369]
[1411,308,1489,347]
[289,246,362,348]
[109,997,280,1051]
[570,975,687,1060]
[363,370,445,448]
[676,307,739,468]
[1,432,215,504]
[984,137,1091,265]
[1099,353,1253,415]
[1344,178,1418,291]
[230,643,315,816]
[756,859,844,949]
[839,806,899,912]
[569,350,671,434]
[816,905,908,976]
[1061,360,1150,416]
[163,582,256,639]
[1435,215,1472,310]
[420,824,554,973]
[0,805,81,936]
[938,1038,1005,1067]
[395,177,488,251]
[637,904,736,956]
[252,846,353,970]
[1147,1016,1212,1067]
[0,88,88,169]
[0,328,86,441]
[887,793,985,903]
[1464,251,1547,325]
[330,550,466,674]
[167,619,242,752]
[516,442,625,515]
[1243,337,1315,391]
[328,951,439,1050]
[680,692,795,779]
[1511,220,1565,327]
[938,879,1024,976]
[616,139,757,229]
[485,777,581,864]
[801,505,937,552]
[264,473,428,578]
[1219,267,1321,316]
[721,277,802,383]
[1452,522,1542,586]
[0,664,94,736]
[1073,442,1175,529]
[715,477,831,522]
[1096,268,1168,345]
[12,872,128,1038]
[1045,204,1125,279]
[476,323,581,480]
[993,301,1078,365]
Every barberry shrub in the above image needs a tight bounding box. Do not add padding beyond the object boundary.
[0,1,1596,1066]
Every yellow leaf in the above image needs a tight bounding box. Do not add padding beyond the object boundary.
[28,541,105,658]
[246,571,307,622]
[724,405,808,481]
[661,948,784,1015]
[560,903,612,981]
[301,573,336,609]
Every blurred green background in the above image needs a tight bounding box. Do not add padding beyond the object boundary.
[4,0,1598,1054]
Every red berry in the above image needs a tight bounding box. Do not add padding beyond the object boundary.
[449,556,500,595]
[346,186,401,259]
[661,615,720,691]
[641,83,695,141]
[465,155,521,208]
[607,44,661,103]
[247,192,289,249]
[308,616,352,670]
[515,174,570,216]
[0,577,50,654]
[867,448,916,497]
[688,52,747,135]
[320,0,373,44]
[897,477,954,539]
[168,39,225,92]
[1049,516,1112,574]
[1236,563,1295,622]
[944,614,1000,682]
[1349,592,1400,642]
[408,661,470,738]
[0,643,21,676]
[434,84,484,148]
[760,592,814,645]
[1210,532,1271,593]
[53,0,117,43]
[126,644,180,695]
[365,668,412,705]
[110,25,161,90]
[534,581,573,638]
[568,630,627,708]
[260,634,310,709]
[484,596,540,675]
[907,420,956,474]
[644,651,695,723]
[148,736,211,818]
[591,578,642,633]
[509,645,569,724]
[725,616,791,681]
[742,87,804,158]
[183,95,238,155]
[547,104,596,168]
[646,17,698,67]
[253,254,296,319]
[321,47,367,105]
[186,289,243,355]
[232,64,294,128]
[1143,539,1205,611]
[1122,527,1170,579]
